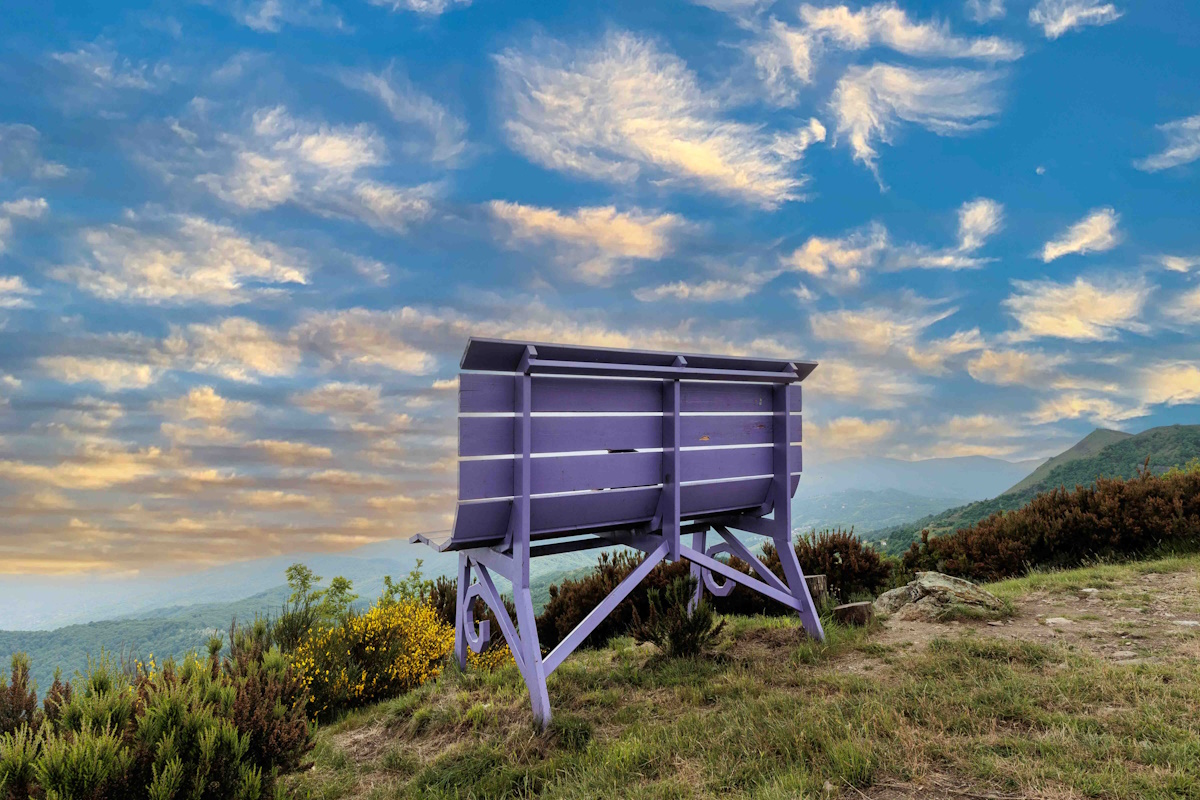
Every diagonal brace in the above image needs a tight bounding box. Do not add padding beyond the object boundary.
[679,545,802,612]
[713,525,789,595]
[543,541,670,675]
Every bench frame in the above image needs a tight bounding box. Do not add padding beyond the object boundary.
[414,339,825,727]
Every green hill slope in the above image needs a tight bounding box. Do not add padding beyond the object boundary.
[1005,428,1132,495]
[864,424,1200,555]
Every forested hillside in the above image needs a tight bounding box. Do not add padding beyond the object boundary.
[864,425,1200,555]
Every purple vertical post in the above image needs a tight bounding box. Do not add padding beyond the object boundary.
[513,346,551,727]
[689,527,706,612]
[772,381,825,640]
[454,553,470,669]
[662,372,682,561]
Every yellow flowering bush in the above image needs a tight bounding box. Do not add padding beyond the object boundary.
[467,644,515,673]
[293,599,454,720]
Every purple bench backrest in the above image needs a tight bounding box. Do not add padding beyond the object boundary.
[446,339,813,550]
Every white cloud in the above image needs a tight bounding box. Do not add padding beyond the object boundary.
[1160,255,1200,273]
[155,386,254,424]
[1003,276,1149,341]
[0,445,173,489]
[50,41,167,92]
[800,3,1022,60]
[0,198,49,256]
[292,309,438,374]
[1027,393,1144,425]
[197,107,435,233]
[956,197,1004,251]
[811,304,984,373]
[806,416,897,454]
[1029,0,1122,38]
[1041,207,1120,261]
[366,0,470,14]
[39,356,161,390]
[965,0,1005,23]
[53,214,308,305]
[0,276,38,308]
[633,276,767,302]
[489,201,687,284]
[750,19,817,106]
[342,65,468,164]
[496,31,826,208]
[1140,363,1200,407]
[0,125,67,180]
[1163,287,1200,326]
[782,223,888,286]
[164,317,301,382]
[250,439,333,465]
[830,63,1003,178]
[1134,114,1200,173]
[292,382,382,415]
[228,0,345,32]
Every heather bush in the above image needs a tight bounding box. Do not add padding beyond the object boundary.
[292,599,454,721]
[0,654,40,737]
[0,642,312,799]
[630,575,725,658]
[536,552,691,650]
[763,528,893,602]
[903,466,1200,582]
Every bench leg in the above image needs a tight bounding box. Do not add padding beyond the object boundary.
[513,585,551,729]
[775,534,825,640]
[688,528,706,613]
[454,553,470,670]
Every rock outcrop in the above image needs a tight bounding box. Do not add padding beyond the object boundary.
[873,571,1006,621]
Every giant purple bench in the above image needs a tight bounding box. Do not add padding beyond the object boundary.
[413,338,824,726]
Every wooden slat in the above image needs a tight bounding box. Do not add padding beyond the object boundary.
[459,373,514,413]
[680,382,772,412]
[790,386,803,412]
[681,477,771,516]
[461,451,663,499]
[532,376,662,412]
[681,415,771,447]
[531,486,661,534]
[448,499,512,548]
[681,446,773,482]
[460,415,663,456]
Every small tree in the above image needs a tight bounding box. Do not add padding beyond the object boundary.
[630,575,725,658]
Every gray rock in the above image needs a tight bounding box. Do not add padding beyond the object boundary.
[871,571,1007,622]
[1171,620,1200,628]
[1044,617,1074,626]
[1113,650,1139,659]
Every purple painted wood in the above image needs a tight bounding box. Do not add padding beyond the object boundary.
[680,476,772,515]
[459,373,514,413]
[462,446,787,500]
[681,446,773,482]
[461,336,817,379]
[420,338,827,728]
[460,414,662,457]
[462,413,796,456]
[680,382,772,412]
[529,486,661,533]
[450,499,512,545]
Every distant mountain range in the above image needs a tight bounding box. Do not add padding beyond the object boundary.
[863,425,1200,555]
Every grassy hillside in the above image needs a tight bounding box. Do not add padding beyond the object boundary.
[284,553,1200,799]
[864,424,1200,555]
[1,550,615,692]
[1005,427,1132,494]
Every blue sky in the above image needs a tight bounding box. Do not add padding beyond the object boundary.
[0,0,1197,574]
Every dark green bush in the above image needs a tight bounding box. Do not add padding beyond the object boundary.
[0,644,312,799]
[629,575,726,658]
[762,528,893,602]
[0,654,40,738]
[902,466,1200,582]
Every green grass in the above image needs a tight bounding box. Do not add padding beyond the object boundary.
[984,551,1200,602]
[284,574,1200,800]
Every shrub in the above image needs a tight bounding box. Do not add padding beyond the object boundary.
[761,528,893,602]
[293,599,453,721]
[0,644,312,799]
[536,552,692,650]
[0,654,40,738]
[630,575,726,658]
[902,467,1200,582]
